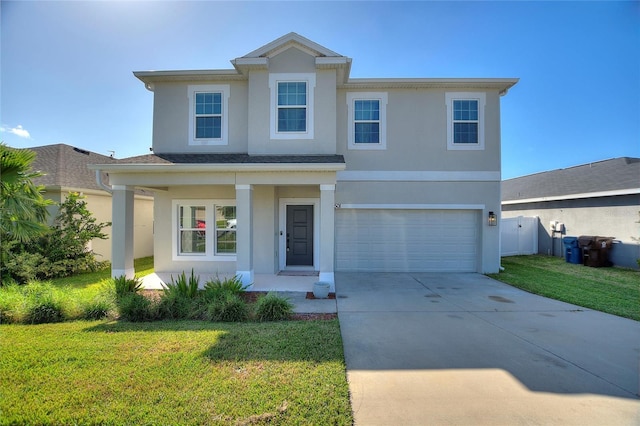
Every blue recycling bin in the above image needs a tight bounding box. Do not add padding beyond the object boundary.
[562,237,581,264]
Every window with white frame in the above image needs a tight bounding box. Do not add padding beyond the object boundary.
[445,92,485,150]
[347,92,388,150]
[214,205,236,255]
[173,200,236,261]
[269,73,315,139]
[188,85,230,145]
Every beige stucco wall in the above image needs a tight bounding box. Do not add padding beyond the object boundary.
[137,43,509,275]
[153,183,324,277]
[502,195,640,268]
[151,81,249,154]
[337,89,502,172]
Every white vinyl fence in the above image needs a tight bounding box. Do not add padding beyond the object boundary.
[501,216,539,256]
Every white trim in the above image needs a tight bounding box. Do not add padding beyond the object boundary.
[502,188,640,205]
[338,203,485,210]
[446,92,486,151]
[111,185,133,191]
[89,163,346,173]
[347,92,388,150]
[236,270,254,288]
[235,184,253,190]
[187,84,230,146]
[269,73,316,140]
[278,198,320,271]
[112,268,136,279]
[171,199,237,262]
[337,170,501,182]
[320,184,336,191]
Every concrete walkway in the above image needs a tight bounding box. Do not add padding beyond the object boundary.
[335,272,640,425]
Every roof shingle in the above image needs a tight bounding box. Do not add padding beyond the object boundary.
[29,144,116,191]
[502,157,640,201]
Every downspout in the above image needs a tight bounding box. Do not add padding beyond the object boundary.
[95,170,113,194]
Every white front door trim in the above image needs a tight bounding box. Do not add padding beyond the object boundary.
[278,198,320,271]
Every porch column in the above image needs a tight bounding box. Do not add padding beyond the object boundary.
[319,184,336,291]
[235,184,254,288]
[111,185,135,278]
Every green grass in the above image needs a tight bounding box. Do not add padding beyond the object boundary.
[488,255,640,321]
[0,320,352,425]
[49,256,154,297]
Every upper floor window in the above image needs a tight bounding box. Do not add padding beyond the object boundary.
[445,92,485,150]
[278,82,307,132]
[188,85,230,145]
[347,92,388,150]
[269,73,315,140]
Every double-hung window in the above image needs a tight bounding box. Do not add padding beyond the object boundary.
[178,205,207,255]
[173,200,236,261]
[188,85,230,145]
[347,92,388,150]
[269,73,315,139]
[277,82,307,132]
[214,205,236,255]
[445,92,485,150]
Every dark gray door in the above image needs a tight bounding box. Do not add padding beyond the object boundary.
[286,205,313,266]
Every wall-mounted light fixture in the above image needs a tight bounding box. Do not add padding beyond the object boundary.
[488,211,497,226]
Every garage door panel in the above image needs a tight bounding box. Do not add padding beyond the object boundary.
[336,209,478,272]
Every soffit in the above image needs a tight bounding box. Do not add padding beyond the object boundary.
[341,78,519,94]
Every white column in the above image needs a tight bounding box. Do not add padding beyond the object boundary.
[111,185,135,278]
[319,184,336,291]
[235,184,254,288]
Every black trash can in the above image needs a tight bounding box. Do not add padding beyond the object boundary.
[562,236,581,264]
[578,235,614,267]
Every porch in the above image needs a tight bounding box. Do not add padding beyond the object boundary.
[140,272,320,292]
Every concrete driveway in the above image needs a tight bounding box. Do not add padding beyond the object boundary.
[335,272,640,425]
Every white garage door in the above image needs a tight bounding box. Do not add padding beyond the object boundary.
[335,209,479,272]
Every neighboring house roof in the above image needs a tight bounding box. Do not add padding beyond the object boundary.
[502,157,640,204]
[29,144,116,192]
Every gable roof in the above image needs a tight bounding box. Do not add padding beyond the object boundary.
[133,32,516,93]
[29,144,116,191]
[502,157,640,204]
[240,32,343,59]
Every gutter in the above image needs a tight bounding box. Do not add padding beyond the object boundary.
[95,170,112,194]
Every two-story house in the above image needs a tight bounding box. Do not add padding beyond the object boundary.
[90,33,518,291]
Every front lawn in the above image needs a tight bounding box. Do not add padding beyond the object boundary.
[50,256,154,296]
[488,255,639,321]
[0,319,352,425]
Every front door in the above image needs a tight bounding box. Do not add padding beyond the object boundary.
[286,205,314,266]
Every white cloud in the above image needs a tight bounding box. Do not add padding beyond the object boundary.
[0,124,31,139]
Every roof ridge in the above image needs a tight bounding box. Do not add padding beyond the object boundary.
[505,157,640,181]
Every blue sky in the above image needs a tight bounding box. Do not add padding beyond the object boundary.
[1,1,638,179]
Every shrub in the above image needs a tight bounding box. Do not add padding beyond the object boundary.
[158,291,196,320]
[117,293,158,322]
[164,270,200,299]
[0,284,25,324]
[26,299,64,324]
[203,275,246,301]
[0,192,110,283]
[23,281,72,324]
[113,275,143,299]
[82,299,113,320]
[254,292,293,322]
[206,293,249,322]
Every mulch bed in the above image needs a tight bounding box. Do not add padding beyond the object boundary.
[305,292,336,300]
